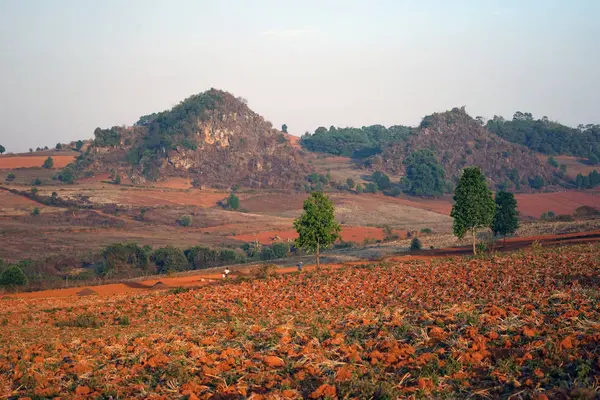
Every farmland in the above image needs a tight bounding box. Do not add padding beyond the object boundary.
[1,243,599,399]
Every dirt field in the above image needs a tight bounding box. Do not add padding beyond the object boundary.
[539,154,599,179]
[0,155,75,169]
[515,191,599,217]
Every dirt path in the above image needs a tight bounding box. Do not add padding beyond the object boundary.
[8,230,600,300]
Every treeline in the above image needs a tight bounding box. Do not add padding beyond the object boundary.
[575,170,600,189]
[300,124,412,158]
[485,112,600,162]
[0,240,295,291]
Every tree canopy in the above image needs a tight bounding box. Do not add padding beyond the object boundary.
[42,156,53,169]
[293,192,341,268]
[0,144,5,154]
[401,149,446,197]
[485,113,600,159]
[300,124,411,158]
[0,265,28,287]
[451,167,496,254]
[491,191,519,242]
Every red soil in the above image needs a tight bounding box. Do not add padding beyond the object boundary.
[0,155,75,169]
[285,133,301,149]
[514,191,599,218]
[116,190,227,208]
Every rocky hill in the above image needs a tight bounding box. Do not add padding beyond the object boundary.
[371,107,554,190]
[70,89,308,189]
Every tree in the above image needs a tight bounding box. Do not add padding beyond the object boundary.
[6,173,15,182]
[0,145,5,155]
[271,242,289,259]
[364,182,378,193]
[410,237,422,251]
[227,193,240,210]
[451,167,496,254]
[491,191,519,244]
[56,143,62,150]
[589,153,599,165]
[371,171,390,190]
[293,192,341,268]
[151,246,190,274]
[31,207,40,216]
[42,156,54,169]
[114,174,121,184]
[401,149,446,197]
[281,124,288,133]
[528,176,544,189]
[58,166,75,184]
[179,215,192,227]
[547,156,558,168]
[0,265,28,287]
[75,140,84,151]
[100,243,149,276]
[356,184,364,194]
[346,178,355,189]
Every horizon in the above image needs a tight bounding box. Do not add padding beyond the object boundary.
[1,0,599,152]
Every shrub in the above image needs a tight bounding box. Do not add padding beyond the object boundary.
[151,246,190,274]
[179,215,192,227]
[32,178,42,186]
[255,264,278,279]
[574,206,600,217]
[184,246,217,269]
[364,182,378,193]
[382,225,399,241]
[547,156,558,168]
[0,265,28,287]
[42,157,54,169]
[100,243,149,276]
[356,184,364,194]
[540,211,556,221]
[420,228,433,234]
[227,193,240,210]
[58,166,76,184]
[5,173,15,182]
[371,171,390,190]
[218,249,238,265]
[117,315,130,326]
[271,242,289,259]
[260,246,276,261]
[31,207,40,216]
[528,176,545,189]
[410,237,422,251]
[114,174,121,184]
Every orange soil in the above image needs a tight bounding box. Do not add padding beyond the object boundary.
[232,225,402,244]
[151,178,194,189]
[514,191,599,217]
[0,190,40,207]
[116,190,227,208]
[285,133,301,149]
[0,155,75,169]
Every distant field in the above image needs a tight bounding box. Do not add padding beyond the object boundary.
[538,154,599,179]
[0,155,75,169]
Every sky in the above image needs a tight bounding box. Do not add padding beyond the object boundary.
[0,0,599,152]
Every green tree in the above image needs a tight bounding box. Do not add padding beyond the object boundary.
[100,243,149,276]
[451,167,496,254]
[491,191,519,244]
[528,176,544,189]
[410,237,422,251]
[151,246,190,274]
[364,182,378,193]
[32,178,42,186]
[356,184,364,194]
[227,192,240,210]
[371,171,390,190]
[6,173,15,182]
[58,166,76,184]
[75,140,84,151]
[271,242,289,259]
[589,153,599,165]
[0,265,28,287]
[42,156,53,169]
[401,149,446,197]
[56,143,62,150]
[547,156,558,168]
[293,192,341,268]
[31,207,40,216]
[0,144,5,155]
[281,124,288,133]
[114,174,121,184]
[179,215,192,227]
[346,178,355,189]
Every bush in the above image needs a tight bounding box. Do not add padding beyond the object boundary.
[114,174,121,184]
[179,215,192,227]
[42,157,54,169]
[55,313,103,329]
[364,182,378,193]
[547,156,558,168]
[574,206,600,217]
[271,242,289,259]
[151,246,190,274]
[0,265,28,287]
[588,153,599,165]
[184,246,217,269]
[227,193,240,210]
[5,173,15,182]
[420,228,433,234]
[260,246,276,261]
[356,184,364,194]
[31,207,40,216]
[540,211,556,221]
[32,178,42,186]
[58,166,76,184]
[528,176,545,189]
[371,171,390,190]
[100,243,149,276]
[410,237,422,251]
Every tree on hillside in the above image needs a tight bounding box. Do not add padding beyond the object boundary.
[293,192,341,268]
[401,149,446,197]
[491,191,519,245]
[547,156,558,168]
[371,171,390,190]
[346,178,355,189]
[56,143,62,150]
[75,140,84,151]
[0,265,28,288]
[42,156,54,169]
[0,144,5,155]
[282,124,288,133]
[589,153,599,165]
[451,167,496,254]
[227,192,240,210]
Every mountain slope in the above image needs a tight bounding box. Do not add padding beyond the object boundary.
[72,89,308,189]
[373,107,553,189]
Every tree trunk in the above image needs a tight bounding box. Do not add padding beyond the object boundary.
[472,229,477,255]
[316,241,320,269]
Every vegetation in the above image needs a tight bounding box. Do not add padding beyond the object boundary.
[57,165,76,184]
[31,207,40,216]
[55,143,62,150]
[485,113,600,160]
[588,153,599,165]
[410,237,422,251]
[401,149,446,197]
[451,167,496,254]
[528,175,545,189]
[370,171,390,190]
[99,243,150,277]
[151,246,190,274]
[0,144,5,154]
[491,191,519,243]
[281,124,288,133]
[184,246,242,270]
[301,124,411,158]
[42,156,54,169]
[5,173,15,182]
[293,192,341,268]
[364,182,378,193]
[227,192,240,210]
[178,215,192,227]
[32,178,42,186]
[75,140,84,151]
[547,156,558,168]
[0,265,28,287]
[575,170,600,189]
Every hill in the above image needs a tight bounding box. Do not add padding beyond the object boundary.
[69,89,308,189]
[372,107,554,190]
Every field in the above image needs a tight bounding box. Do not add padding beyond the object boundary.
[538,155,599,180]
[0,154,76,169]
[1,244,599,399]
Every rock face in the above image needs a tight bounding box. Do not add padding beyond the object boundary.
[376,107,552,189]
[74,89,309,189]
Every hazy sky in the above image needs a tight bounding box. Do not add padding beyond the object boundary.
[1,0,599,152]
